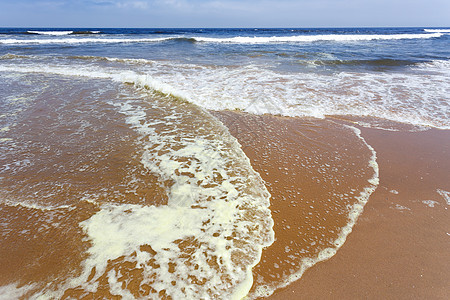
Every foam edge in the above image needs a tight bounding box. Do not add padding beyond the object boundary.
[251,124,379,299]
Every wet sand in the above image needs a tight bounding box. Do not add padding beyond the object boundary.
[269,125,450,299]
[215,111,450,299]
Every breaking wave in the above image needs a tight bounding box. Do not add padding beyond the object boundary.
[26,30,101,35]
[0,32,443,45]
[1,56,448,129]
[423,29,450,33]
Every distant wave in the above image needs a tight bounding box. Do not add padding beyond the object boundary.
[424,29,450,33]
[72,30,101,34]
[0,36,192,45]
[192,33,443,43]
[0,37,174,45]
[26,30,101,35]
[27,31,74,36]
[1,33,443,45]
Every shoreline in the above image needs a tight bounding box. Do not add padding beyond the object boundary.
[214,111,450,299]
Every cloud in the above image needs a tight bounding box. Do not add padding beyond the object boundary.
[116,1,150,9]
[90,1,116,5]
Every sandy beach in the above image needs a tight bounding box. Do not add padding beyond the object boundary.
[1,26,449,298]
[215,111,450,299]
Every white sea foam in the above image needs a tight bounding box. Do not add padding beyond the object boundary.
[16,97,273,299]
[0,199,74,211]
[27,30,74,36]
[192,33,442,44]
[0,37,174,45]
[414,60,450,76]
[424,29,450,33]
[422,200,439,207]
[393,204,411,211]
[0,283,36,299]
[0,58,448,129]
[65,30,101,34]
[437,189,450,205]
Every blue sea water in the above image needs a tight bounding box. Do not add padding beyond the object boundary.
[0,27,449,299]
[1,27,449,127]
[1,27,449,71]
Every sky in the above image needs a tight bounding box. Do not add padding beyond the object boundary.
[0,0,449,28]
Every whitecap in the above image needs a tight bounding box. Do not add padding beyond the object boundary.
[27,30,73,36]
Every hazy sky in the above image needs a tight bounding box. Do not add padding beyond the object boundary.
[0,0,449,28]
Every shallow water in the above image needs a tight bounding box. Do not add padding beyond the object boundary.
[0,74,273,298]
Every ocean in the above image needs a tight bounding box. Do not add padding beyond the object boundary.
[0,27,449,299]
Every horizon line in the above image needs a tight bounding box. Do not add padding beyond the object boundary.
[1,26,449,29]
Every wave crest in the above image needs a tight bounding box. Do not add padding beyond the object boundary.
[0,32,443,45]
[27,30,74,36]
[192,33,443,44]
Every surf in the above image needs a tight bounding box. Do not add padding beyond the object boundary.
[0,70,275,298]
[1,56,449,129]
